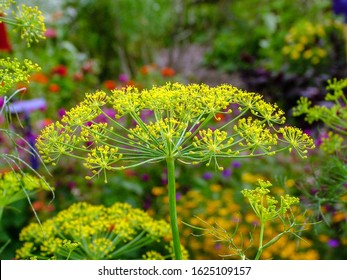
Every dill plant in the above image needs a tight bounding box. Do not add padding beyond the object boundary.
[16,202,188,260]
[293,78,347,231]
[0,0,46,46]
[294,78,347,154]
[0,171,50,221]
[185,179,305,260]
[37,82,315,259]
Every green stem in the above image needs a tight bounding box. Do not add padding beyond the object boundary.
[0,207,3,222]
[255,221,265,260]
[166,157,182,260]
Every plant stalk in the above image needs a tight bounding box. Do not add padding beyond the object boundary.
[255,221,265,260]
[166,157,182,260]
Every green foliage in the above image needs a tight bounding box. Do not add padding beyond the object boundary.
[61,0,175,78]
[204,0,343,74]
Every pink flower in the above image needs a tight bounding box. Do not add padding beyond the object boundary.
[44,28,57,39]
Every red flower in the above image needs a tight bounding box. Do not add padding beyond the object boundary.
[161,67,176,77]
[30,72,48,84]
[103,80,117,90]
[0,13,12,52]
[51,65,68,77]
[48,83,60,92]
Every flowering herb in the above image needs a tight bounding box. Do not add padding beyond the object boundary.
[241,179,301,259]
[0,171,50,220]
[0,1,46,46]
[37,82,315,259]
[16,202,188,260]
[185,179,304,260]
[0,58,40,95]
[293,78,347,153]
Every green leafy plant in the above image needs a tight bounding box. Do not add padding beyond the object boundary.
[16,201,188,260]
[293,77,347,259]
[293,78,347,154]
[186,179,307,260]
[36,82,314,259]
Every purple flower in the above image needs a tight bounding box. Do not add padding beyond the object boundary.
[141,173,150,181]
[202,172,213,180]
[104,108,116,118]
[8,98,46,113]
[222,168,232,177]
[0,97,4,109]
[58,108,66,118]
[67,181,76,189]
[327,239,340,248]
[94,114,108,123]
[176,192,182,201]
[119,73,129,83]
[232,161,241,168]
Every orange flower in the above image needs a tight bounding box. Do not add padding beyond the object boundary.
[214,113,225,122]
[43,119,53,126]
[161,67,176,77]
[16,82,28,92]
[48,83,60,93]
[126,80,136,87]
[30,72,48,84]
[140,65,150,75]
[103,80,117,90]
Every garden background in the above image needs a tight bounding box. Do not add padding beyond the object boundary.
[0,0,347,260]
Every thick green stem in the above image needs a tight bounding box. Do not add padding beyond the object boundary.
[166,157,182,260]
[255,221,265,260]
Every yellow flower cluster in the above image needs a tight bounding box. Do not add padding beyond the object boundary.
[0,58,41,95]
[0,1,46,46]
[282,19,343,65]
[13,4,46,46]
[37,83,314,182]
[16,202,186,260]
[242,180,299,221]
[0,1,14,12]
[0,171,50,209]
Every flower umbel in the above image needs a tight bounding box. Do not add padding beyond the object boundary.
[37,83,314,179]
[16,202,188,260]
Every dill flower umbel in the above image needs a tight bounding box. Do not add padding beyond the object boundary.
[0,58,41,95]
[37,83,314,177]
[36,82,315,259]
[0,1,46,46]
[16,202,188,260]
[0,171,50,220]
